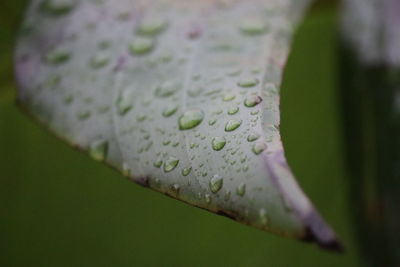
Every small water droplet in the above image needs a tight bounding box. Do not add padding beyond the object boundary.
[225,119,242,132]
[205,193,211,204]
[78,110,91,120]
[89,139,108,161]
[163,156,179,172]
[208,118,217,126]
[45,74,61,88]
[153,158,163,168]
[40,0,75,15]
[211,137,226,151]
[116,90,133,116]
[137,18,168,36]
[90,53,110,69]
[179,109,204,130]
[155,80,180,97]
[129,37,155,55]
[122,162,131,176]
[244,95,263,107]
[238,78,259,88]
[163,139,171,146]
[182,167,192,176]
[171,183,180,193]
[259,208,269,225]
[223,93,236,101]
[247,133,260,142]
[239,19,267,35]
[224,190,231,200]
[64,95,73,104]
[252,141,267,155]
[45,49,71,65]
[136,114,147,122]
[227,105,239,115]
[236,183,246,196]
[209,174,223,193]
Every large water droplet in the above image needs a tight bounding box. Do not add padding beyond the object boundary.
[179,109,204,130]
[244,95,263,107]
[89,139,108,162]
[252,141,267,155]
[209,174,223,193]
[236,183,246,196]
[164,156,179,172]
[225,119,242,132]
[129,37,155,55]
[211,137,226,151]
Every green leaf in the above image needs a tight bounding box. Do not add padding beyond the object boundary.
[15,0,341,250]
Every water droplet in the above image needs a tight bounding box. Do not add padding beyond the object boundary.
[122,162,131,176]
[208,118,217,126]
[137,18,168,36]
[89,139,108,161]
[236,183,246,196]
[182,167,192,176]
[247,133,260,142]
[252,141,267,155]
[129,37,155,55]
[205,193,211,204]
[225,119,242,132]
[40,0,75,15]
[163,156,179,172]
[45,49,71,65]
[227,105,239,115]
[64,95,73,104]
[244,95,263,107]
[239,19,267,35]
[211,137,226,151]
[90,53,110,69]
[179,109,204,130]
[163,139,171,146]
[155,80,180,97]
[78,110,91,120]
[153,158,163,168]
[209,174,223,193]
[136,114,147,122]
[45,74,61,88]
[259,208,269,225]
[223,93,236,101]
[224,190,231,200]
[171,183,180,193]
[116,90,133,116]
[238,78,259,88]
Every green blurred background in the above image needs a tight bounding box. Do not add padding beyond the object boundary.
[0,1,361,266]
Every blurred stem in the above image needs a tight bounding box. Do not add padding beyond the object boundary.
[339,0,400,265]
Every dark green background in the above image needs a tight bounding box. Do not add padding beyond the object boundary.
[0,1,360,266]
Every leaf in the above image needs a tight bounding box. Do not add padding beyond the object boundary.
[15,0,341,250]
